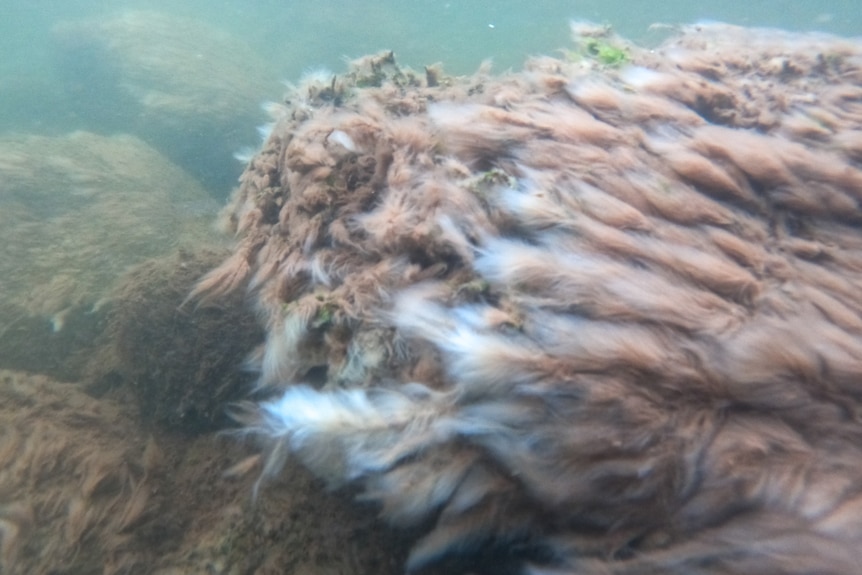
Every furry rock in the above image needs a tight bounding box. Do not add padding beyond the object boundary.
[201,24,862,575]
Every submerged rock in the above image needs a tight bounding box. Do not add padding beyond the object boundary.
[0,370,410,575]
[85,249,264,432]
[52,10,282,193]
[0,131,219,378]
[0,370,168,574]
[199,24,862,575]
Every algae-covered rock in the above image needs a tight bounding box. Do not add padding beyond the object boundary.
[0,370,410,575]
[86,249,263,432]
[201,24,862,575]
[0,131,220,377]
[51,10,282,192]
[0,370,170,575]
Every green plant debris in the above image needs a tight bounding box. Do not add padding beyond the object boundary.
[583,38,629,67]
[312,301,337,329]
[468,168,516,198]
[566,24,630,68]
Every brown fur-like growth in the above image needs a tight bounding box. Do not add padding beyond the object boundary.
[200,25,862,575]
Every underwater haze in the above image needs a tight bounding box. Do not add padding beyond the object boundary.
[4,1,862,574]
[2,0,860,196]
[2,0,861,140]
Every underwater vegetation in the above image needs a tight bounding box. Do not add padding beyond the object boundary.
[1,10,424,575]
[87,250,264,432]
[581,36,629,66]
[566,21,630,67]
[196,19,862,575]
[5,12,861,575]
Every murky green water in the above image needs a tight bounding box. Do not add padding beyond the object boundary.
[1,3,862,573]
[2,1,860,138]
